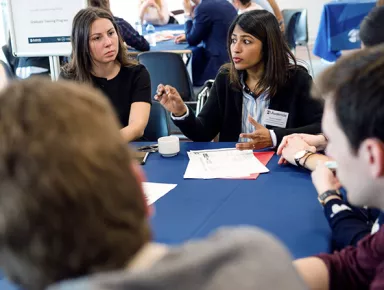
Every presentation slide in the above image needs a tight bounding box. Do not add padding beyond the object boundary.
[8,0,87,56]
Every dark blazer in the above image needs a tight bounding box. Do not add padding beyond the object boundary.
[173,67,323,146]
[185,0,237,86]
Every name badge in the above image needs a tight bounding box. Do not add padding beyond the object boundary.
[263,109,289,128]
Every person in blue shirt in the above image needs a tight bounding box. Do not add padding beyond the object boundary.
[175,0,237,86]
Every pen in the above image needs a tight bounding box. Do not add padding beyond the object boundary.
[142,152,149,164]
[137,144,158,152]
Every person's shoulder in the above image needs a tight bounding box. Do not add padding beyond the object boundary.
[114,16,131,27]
[215,67,231,83]
[121,64,148,75]
[286,65,312,85]
[160,227,308,289]
[120,64,150,84]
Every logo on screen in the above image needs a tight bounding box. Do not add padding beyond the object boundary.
[348,29,360,43]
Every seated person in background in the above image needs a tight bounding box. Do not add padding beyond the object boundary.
[232,0,263,14]
[61,8,151,142]
[252,0,284,31]
[0,78,308,290]
[294,44,384,290]
[157,10,323,150]
[276,5,384,250]
[139,0,170,26]
[88,0,150,51]
[3,35,50,79]
[175,0,237,86]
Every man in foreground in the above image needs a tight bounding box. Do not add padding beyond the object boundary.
[294,44,384,289]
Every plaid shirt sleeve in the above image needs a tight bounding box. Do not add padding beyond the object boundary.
[114,17,150,52]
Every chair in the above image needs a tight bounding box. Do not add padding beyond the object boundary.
[169,9,184,24]
[138,52,196,135]
[2,45,16,75]
[196,80,214,116]
[143,101,170,141]
[138,52,195,102]
[282,9,315,77]
[170,9,184,16]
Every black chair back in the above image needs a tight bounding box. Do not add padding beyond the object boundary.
[282,9,301,49]
[295,9,309,45]
[138,52,195,101]
[143,101,170,141]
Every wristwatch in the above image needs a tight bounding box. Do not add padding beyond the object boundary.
[294,150,312,167]
[318,190,340,205]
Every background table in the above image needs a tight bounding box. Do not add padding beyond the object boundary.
[0,142,332,289]
[313,0,376,62]
[128,24,191,56]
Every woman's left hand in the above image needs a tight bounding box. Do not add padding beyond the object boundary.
[236,116,273,150]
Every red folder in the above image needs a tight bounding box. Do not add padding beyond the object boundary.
[223,151,275,180]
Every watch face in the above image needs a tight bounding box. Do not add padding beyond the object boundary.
[294,150,307,160]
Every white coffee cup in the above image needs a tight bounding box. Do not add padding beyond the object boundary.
[158,136,180,157]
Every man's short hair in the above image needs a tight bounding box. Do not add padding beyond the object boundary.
[0,78,150,290]
[312,44,384,152]
[360,6,384,47]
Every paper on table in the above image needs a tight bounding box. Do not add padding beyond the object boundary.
[142,182,177,205]
[184,148,269,179]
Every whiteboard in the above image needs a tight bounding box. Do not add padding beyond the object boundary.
[6,0,88,57]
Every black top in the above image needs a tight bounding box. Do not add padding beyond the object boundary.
[90,65,151,127]
[173,67,323,145]
[61,64,151,127]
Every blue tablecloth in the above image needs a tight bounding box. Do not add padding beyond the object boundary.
[0,142,332,289]
[145,142,331,258]
[130,24,191,53]
[313,0,375,62]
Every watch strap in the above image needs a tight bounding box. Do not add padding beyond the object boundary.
[318,190,340,205]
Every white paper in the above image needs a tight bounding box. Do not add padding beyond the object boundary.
[184,148,269,179]
[142,182,177,205]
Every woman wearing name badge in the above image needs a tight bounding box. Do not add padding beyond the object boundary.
[61,7,151,142]
[155,10,323,150]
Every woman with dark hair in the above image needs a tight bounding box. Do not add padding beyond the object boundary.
[155,10,322,150]
[61,7,151,142]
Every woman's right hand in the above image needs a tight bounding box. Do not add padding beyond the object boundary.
[154,84,187,116]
